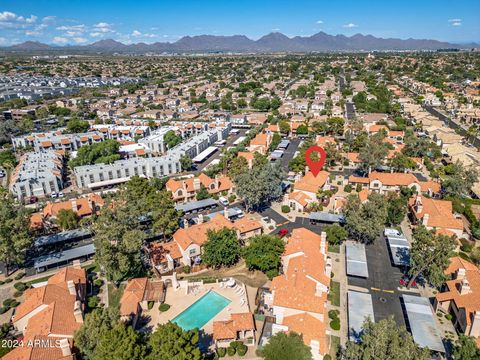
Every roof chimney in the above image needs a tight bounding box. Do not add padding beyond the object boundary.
[71,200,78,212]
[456,267,466,280]
[459,278,471,295]
[224,207,229,220]
[72,259,81,269]
[198,213,204,224]
[193,178,201,191]
[422,213,429,226]
[73,300,83,323]
[415,195,423,214]
[67,280,76,296]
[183,218,189,229]
[58,339,71,357]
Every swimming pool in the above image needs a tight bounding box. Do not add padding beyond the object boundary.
[173,291,231,331]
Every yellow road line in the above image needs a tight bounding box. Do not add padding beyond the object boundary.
[382,289,394,294]
[371,287,381,291]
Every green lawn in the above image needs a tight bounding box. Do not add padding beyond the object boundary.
[108,284,125,309]
[328,280,341,307]
[26,275,53,286]
[329,244,340,253]
[329,335,341,359]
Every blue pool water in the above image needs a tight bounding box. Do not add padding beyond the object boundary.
[173,291,231,330]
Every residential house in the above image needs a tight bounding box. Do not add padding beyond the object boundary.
[213,313,256,348]
[285,171,330,212]
[434,257,480,344]
[409,195,465,239]
[265,228,331,360]
[119,278,165,328]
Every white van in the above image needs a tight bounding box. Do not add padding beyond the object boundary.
[219,196,229,206]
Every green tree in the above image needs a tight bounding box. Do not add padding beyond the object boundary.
[442,160,479,198]
[341,317,429,360]
[196,186,210,200]
[92,204,145,282]
[324,224,348,245]
[389,153,417,172]
[408,225,455,288]
[386,193,407,225]
[296,124,308,135]
[147,322,203,360]
[180,155,193,171]
[94,322,145,360]
[235,161,284,211]
[66,118,90,133]
[164,130,182,149]
[202,228,240,268]
[263,332,312,360]
[0,190,33,274]
[279,120,290,134]
[152,190,180,240]
[452,334,480,360]
[243,234,285,279]
[344,193,388,244]
[57,208,78,230]
[228,156,249,180]
[358,134,389,173]
[69,139,120,168]
[74,307,120,359]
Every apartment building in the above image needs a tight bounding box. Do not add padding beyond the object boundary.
[10,150,65,200]
[12,130,107,152]
[264,228,331,360]
[166,173,234,203]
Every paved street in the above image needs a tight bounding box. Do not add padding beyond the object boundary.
[347,234,416,327]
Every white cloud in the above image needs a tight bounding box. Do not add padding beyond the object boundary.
[0,37,7,45]
[316,20,323,24]
[343,23,358,28]
[53,36,68,44]
[94,22,114,33]
[448,18,462,26]
[73,37,88,44]
[90,32,102,37]
[131,30,157,38]
[42,16,56,23]
[0,11,38,29]
[132,30,142,37]
[272,28,280,31]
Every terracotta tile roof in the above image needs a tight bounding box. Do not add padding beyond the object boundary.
[436,257,480,326]
[213,312,255,340]
[40,194,104,219]
[316,136,336,147]
[41,141,53,148]
[120,278,164,317]
[233,217,263,234]
[283,313,328,356]
[3,336,74,360]
[173,214,234,250]
[149,241,183,266]
[294,171,329,194]
[288,191,313,207]
[409,195,463,231]
[271,228,329,314]
[60,139,70,145]
[346,152,360,163]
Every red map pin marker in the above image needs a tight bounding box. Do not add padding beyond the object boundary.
[305,145,327,177]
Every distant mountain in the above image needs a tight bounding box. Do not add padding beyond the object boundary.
[5,32,478,53]
[10,41,55,50]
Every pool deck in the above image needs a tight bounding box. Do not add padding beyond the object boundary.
[143,282,251,333]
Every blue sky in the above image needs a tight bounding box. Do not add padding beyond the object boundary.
[0,0,479,45]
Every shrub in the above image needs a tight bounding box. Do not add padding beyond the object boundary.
[460,239,474,253]
[330,319,340,331]
[328,310,339,319]
[344,184,352,193]
[13,291,23,298]
[94,279,104,287]
[281,205,290,213]
[227,346,236,356]
[14,282,27,292]
[228,194,236,203]
[0,281,4,286]
[159,303,170,312]
[356,184,363,192]
[445,314,453,321]
[14,272,25,280]
[324,355,332,360]
[2,299,15,308]
[147,301,154,310]
[10,301,20,308]
[237,344,248,356]
[4,278,13,284]
[0,307,8,314]
[87,296,99,309]
[183,265,191,274]
[217,347,227,357]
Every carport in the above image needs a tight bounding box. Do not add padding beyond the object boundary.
[403,295,445,353]
[347,290,375,342]
[385,228,410,267]
[346,241,369,278]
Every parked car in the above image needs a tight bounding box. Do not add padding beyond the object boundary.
[277,229,289,238]
[58,192,65,198]
[219,196,229,206]
[50,192,58,198]
[399,277,417,287]
[29,196,38,204]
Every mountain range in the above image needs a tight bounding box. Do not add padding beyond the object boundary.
[5,32,478,53]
